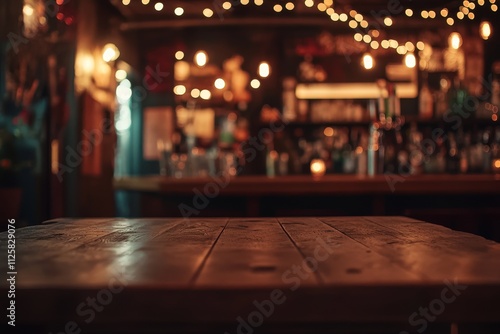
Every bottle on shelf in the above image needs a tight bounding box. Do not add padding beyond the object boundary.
[419,74,434,120]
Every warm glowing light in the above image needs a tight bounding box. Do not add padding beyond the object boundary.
[305,0,314,7]
[428,10,436,18]
[494,159,500,168]
[23,5,34,16]
[404,53,416,68]
[142,0,150,4]
[480,21,492,40]
[441,8,448,16]
[102,43,120,62]
[354,33,363,42]
[339,13,348,21]
[122,0,131,5]
[416,41,425,50]
[241,0,250,5]
[310,159,326,177]
[258,62,271,78]
[384,17,393,26]
[195,51,208,66]
[191,88,200,98]
[457,12,465,19]
[174,85,187,95]
[362,53,374,70]
[349,20,358,28]
[370,41,379,49]
[405,8,413,16]
[355,14,363,21]
[200,89,211,100]
[174,7,184,16]
[250,79,261,89]
[448,32,463,49]
[381,40,390,49]
[405,41,415,52]
[274,4,283,12]
[203,8,214,17]
[330,13,339,21]
[363,35,372,43]
[115,70,127,81]
[324,127,334,137]
[360,20,368,28]
[154,2,164,11]
[222,1,232,9]
[389,39,398,48]
[214,78,226,89]
[175,51,184,60]
[286,2,294,10]
[324,0,333,6]
[397,45,407,55]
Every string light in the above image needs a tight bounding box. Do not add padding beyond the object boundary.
[362,53,374,70]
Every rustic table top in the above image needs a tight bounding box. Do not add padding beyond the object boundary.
[1,216,500,331]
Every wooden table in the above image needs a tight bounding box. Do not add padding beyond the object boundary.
[1,217,500,333]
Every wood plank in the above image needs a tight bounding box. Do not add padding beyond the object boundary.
[5,218,184,287]
[321,216,500,283]
[195,218,319,288]
[279,217,421,284]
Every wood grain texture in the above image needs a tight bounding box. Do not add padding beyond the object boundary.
[0,217,499,329]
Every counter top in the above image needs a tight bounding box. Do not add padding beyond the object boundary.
[113,174,500,196]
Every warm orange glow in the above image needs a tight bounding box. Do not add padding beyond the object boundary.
[310,159,326,177]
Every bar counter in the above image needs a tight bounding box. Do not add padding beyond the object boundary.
[114,174,500,196]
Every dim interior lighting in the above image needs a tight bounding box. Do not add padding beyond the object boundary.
[200,89,211,100]
[363,35,372,43]
[362,53,374,70]
[384,17,393,26]
[405,8,413,16]
[241,0,250,5]
[349,10,357,17]
[274,4,283,12]
[325,0,334,6]
[447,17,454,25]
[174,7,184,16]
[324,127,334,137]
[286,2,294,10]
[370,41,379,49]
[175,51,184,60]
[404,53,416,68]
[416,41,425,50]
[428,10,436,18]
[480,21,492,40]
[250,79,261,89]
[468,12,475,19]
[154,2,164,11]
[448,32,463,49]
[102,43,120,62]
[258,62,271,78]
[355,14,363,21]
[326,8,334,15]
[405,41,415,52]
[381,40,390,48]
[397,45,407,55]
[371,30,380,37]
[115,70,127,81]
[457,12,465,19]
[317,3,327,11]
[214,78,226,89]
[494,159,500,169]
[255,0,264,6]
[310,159,326,177]
[23,5,34,16]
[122,0,131,5]
[195,51,208,66]
[354,33,362,41]
[331,13,339,21]
[389,39,398,48]
[305,0,314,8]
[174,85,187,95]
[360,21,368,28]
[223,1,232,9]
[339,13,348,22]
[479,0,485,4]
[441,8,448,16]
[191,88,201,98]
[421,10,429,19]
[492,4,498,11]
[203,8,214,17]
[349,20,358,29]
[142,0,150,4]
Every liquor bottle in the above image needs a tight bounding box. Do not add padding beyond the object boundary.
[446,133,460,174]
[419,75,433,120]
